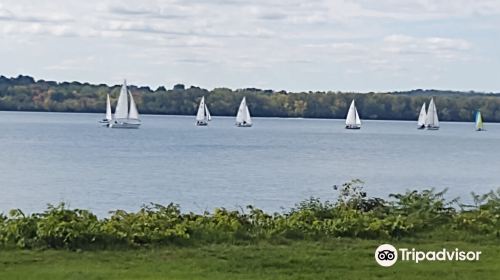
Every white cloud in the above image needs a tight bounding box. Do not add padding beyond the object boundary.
[383,34,472,59]
[45,56,97,71]
[0,0,497,91]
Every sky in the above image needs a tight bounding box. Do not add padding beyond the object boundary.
[0,0,499,92]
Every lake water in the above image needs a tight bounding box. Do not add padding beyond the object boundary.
[0,111,499,216]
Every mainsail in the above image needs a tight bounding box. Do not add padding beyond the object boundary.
[417,102,426,128]
[114,80,129,119]
[105,94,112,121]
[236,97,252,126]
[475,111,484,131]
[345,100,361,128]
[425,98,439,129]
[196,96,210,124]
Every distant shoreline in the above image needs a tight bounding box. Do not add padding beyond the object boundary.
[0,109,493,124]
[1,75,500,123]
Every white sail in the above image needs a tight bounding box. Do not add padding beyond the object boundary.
[205,104,212,121]
[355,108,361,126]
[114,80,129,119]
[345,100,361,128]
[425,98,439,128]
[196,96,207,122]
[105,94,112,121]
[236,97,252,126]
[244,105,252,124]
[417,102,426,127]
[128,90,139,120]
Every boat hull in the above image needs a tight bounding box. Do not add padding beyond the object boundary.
[345,125,361,129]
[236,123,252,127]
[196,121,208,126]
[426,126,439,130]
[417,125,425,129]
[109,120,141,129]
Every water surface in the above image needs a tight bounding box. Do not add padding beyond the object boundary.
[0,111,498,216]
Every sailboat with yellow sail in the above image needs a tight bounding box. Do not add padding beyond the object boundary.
[475,111,485,131]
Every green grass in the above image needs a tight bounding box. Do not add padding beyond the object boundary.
[0,240,498,279]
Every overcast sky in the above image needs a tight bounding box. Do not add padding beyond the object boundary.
[0,0,499,92]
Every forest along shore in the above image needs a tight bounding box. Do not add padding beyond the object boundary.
[1,75,499,122]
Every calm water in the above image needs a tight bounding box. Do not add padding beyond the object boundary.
[0,111,499,216]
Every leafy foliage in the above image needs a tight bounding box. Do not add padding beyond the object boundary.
[0,181,498,249]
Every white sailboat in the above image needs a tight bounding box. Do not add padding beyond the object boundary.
[417,102,426,129]
[99,94,112,125]
[235,97,252,127]
[475,111,485,131]
[109,80,141,129]
[425,98,439,130]
[345,100,361,129]
[196,96,211,126]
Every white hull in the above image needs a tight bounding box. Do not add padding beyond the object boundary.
[109,120,141,129]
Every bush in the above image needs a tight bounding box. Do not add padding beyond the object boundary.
[0,181,498,249]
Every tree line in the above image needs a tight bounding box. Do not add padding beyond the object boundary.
[1,75,499,122]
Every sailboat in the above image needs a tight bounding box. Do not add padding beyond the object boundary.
[99,94,112,126]
[196,96,212,126]
[417,102,426,129]
[475,111,485,131]
[345,100,361,129]
[425,98,439,130]
[235,97,252,127]
[109,80,141,129]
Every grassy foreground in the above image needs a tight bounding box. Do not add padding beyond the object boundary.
[0,240,498,280]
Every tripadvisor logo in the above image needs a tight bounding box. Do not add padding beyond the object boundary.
[375,244,482,267]
[375,244,398,267]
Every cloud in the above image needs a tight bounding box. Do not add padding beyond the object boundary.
[345,0,500,21]
[383,34,472,59]
[0,0,495,92]
[104,19,274,39]
[45,56,97,71]
[0,5,71,23]
[105,4,192,20]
